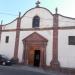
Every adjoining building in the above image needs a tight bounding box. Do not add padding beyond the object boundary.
[0,1,75,69]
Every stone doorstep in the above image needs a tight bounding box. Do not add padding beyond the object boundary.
[12,65,47,73]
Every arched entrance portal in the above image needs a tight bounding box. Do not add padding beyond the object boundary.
[22,32,48,67]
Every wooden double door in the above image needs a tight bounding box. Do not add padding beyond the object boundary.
[28,47,40,67]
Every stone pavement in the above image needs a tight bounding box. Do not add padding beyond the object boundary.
[0,65,74,75]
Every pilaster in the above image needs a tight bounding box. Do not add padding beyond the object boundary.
[13,12,21,63]
[50,8,60,69]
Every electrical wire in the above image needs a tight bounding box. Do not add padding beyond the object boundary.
[0,12,17,16]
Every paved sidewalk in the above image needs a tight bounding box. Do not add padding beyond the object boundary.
[0,65,72,75]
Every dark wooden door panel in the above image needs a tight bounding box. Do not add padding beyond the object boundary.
[28,47,35,65]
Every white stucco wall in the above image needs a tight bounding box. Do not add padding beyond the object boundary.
[18,30,53,66]
[59,15,75,27]
[1,6,75,68]
[58,30,75,68]
[0,32,16,59]
[2,20,17,30]
[21,8,53,28]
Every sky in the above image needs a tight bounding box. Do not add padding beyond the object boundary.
[0,0,75,24]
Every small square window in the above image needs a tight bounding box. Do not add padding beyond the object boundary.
[69,36,75,45]
[5,36,9,43]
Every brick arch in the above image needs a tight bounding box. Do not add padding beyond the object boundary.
[22,32,48,67]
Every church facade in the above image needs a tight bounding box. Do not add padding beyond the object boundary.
[0,1,75,69]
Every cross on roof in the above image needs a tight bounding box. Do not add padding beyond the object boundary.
[36,0,40,7]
